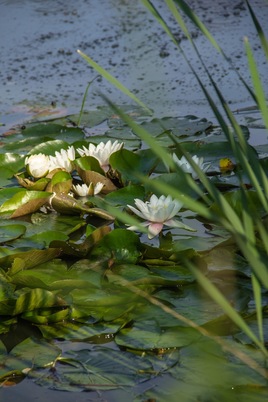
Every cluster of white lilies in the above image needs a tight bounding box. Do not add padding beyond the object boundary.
[24,139,209,238]
[25,140,123,196]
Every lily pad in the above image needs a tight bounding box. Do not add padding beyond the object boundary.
[115,319,201,350]
[140,116,211,139]
[0,224,26,243]
[27,346,153,392]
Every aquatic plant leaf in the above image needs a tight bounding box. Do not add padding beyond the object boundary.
[0,190,52,218]
[0,167,16,188]
[22,123,85,143]
[172,234,231,253]
[0,224,26,243]
[28,212,86,236]
[209,190,264,219]
[50,226,111,257]
[50,192,90,215]
[170,337,268,400]
[104,184,145,206]
[107,264,195,288]
[15,174,50,191]
[109,149,154,184]
[29,140,70,156]
[107,264,150,284]
[115,320,200,349]
[22,307,70,325]
[3,337,61,372]
[0,154,24,178]
[140,116,211,138]
[12,288,66,315]
[75,157,117,193]
[91,228,141,264]
[38,320,122,341]
[0,247,61,270]
[70,283,141,309]
[0,189,26,208]
[0,274,15,302]
[146,172,200,199]
[27,346,152,391]
[9,259,91,292]
[26,230,69,247]
[75,155,104,174]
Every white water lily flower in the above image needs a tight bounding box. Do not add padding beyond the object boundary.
[77,140,123,172]
[72,182,104,196]
[172,154,210,179]
[127,194,195,239]
[25,153,50,178]
[49,146,76,172]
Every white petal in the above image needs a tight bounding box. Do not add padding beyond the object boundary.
[148,222,164,239]
[127,204,147,220]
[94,182,104,195]
[73,183,89,196]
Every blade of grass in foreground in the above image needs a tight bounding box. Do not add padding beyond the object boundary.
[244,36,268,129]
[108,271,268,378]
[246,0,268,60]
[252,274,264,344]
[77,50,152,115]
[188,261,268,356]
[165,0,255,100]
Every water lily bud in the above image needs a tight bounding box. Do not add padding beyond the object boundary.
[25,153,50,179]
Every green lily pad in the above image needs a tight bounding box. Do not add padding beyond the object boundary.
[0,224,26,243]
[0,190,52,218]
[91,228,141,264]
[104,184,145,206]
[22,123,85,142]
[115,319,200,350]
[2,337,61,372]
[140,116,211,139]
[27,346,153,392]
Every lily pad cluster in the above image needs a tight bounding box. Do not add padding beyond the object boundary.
[0,108,267,399]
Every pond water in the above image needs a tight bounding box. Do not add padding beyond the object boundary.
[1,0,268,128]
[1,1,268,401]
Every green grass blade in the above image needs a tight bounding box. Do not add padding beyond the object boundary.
[244,37,268,129]
[164,0,191,40]
[102,95,177,171]
[140,0,179,46]
[172,0,221,51]
[77,77,98,126]
[234,233,268,289]
[252,274,264,344]
[77,50,152,115]
[109,272,268,378]
[246,0,268,60]
[189,262,268,355]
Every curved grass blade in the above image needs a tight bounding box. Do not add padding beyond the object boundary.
[77,77,99,126]
[188,261,268,356]
[244,36,268,129]
[246,0,268,60]
[77,50,152,115]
